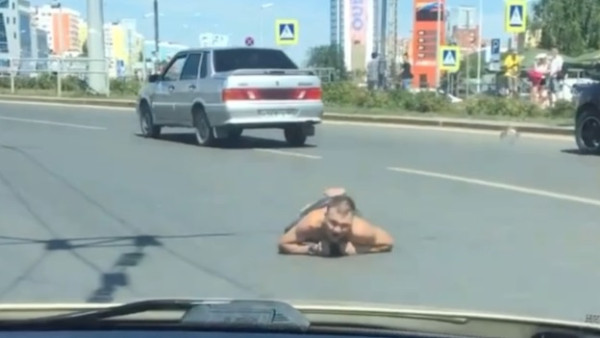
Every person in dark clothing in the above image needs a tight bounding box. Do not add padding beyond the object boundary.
[400,53,413,90]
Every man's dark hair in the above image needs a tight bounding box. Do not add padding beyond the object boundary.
[326,195,357,216]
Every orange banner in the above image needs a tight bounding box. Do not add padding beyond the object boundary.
[411,0,445,88]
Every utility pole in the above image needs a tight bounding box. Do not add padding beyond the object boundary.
[86,0,107,95]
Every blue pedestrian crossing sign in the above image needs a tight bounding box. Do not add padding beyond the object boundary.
[439,46,460,72]
[505,0,527,33]
[275,19,299,46]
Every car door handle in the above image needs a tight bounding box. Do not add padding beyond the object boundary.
[168,85,175,92]
[189,85,196,91]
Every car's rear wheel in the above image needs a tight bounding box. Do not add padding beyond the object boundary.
[576,106,600,154]
[284,126,307,146]
[193,106,216,146]
[139,103,161,138]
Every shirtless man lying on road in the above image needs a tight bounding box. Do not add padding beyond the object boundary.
[278,188,394,257]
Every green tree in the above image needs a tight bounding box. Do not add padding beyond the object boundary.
[305,44,347,80]
[533,0,600,55]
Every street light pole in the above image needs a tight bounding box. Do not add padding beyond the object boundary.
[259,3,273,46]
[153,0,159,58]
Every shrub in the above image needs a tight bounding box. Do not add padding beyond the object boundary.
[323,82,453,113]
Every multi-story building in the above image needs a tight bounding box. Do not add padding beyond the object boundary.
[329,0,376,72]
[78,17,86,50]
[100,19,146,77]
[32,2,81,55]
[0,0,47,69]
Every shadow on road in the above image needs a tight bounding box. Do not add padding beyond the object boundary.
[561,149,599,156]
[135,133,316,149]
[0,231,270,303]
[0,144,270,302]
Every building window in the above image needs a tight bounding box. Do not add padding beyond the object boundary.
[11,1,14,9]
[13,32,16,39]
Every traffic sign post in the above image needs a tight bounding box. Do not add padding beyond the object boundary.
[490,38,501,72]
[275,19,299,46]
[439,46,460,73]
[245,36,254,47]
[505,0,526,33]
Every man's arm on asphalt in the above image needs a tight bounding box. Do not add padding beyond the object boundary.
[350,217,394,254]
[278,212,319,255]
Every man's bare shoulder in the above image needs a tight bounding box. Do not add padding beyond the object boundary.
[301,208,325,229]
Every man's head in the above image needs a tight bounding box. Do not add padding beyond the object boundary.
[551,48,559,57]
[322,195,356,243]
[509,48,516,56]
[371,52,378,59]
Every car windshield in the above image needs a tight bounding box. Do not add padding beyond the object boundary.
[0,0,598,331]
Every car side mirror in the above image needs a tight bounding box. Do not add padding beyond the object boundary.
[148,74,161,83]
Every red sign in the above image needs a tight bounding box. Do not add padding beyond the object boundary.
[411,0,446,88]
[245,37,254,46]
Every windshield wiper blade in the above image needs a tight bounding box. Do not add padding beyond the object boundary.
[0,299,311,331]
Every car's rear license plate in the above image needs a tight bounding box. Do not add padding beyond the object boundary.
[257,109,296,117]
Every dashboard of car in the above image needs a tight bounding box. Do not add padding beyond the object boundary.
[0,331,463,338]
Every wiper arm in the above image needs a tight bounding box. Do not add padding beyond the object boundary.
[0,299,310,331]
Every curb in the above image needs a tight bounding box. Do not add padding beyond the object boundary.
[325,113,574,136]
[0,95,574,136]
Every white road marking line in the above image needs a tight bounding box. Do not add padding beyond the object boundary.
[0,116,106,130]
[325,120,573,142]
[253,148,322,159]
[0,99,133,111]
[387,166,600,207]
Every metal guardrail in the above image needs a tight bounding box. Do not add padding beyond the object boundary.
[0,58,111,97]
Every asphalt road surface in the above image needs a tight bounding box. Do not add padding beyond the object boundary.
[1,100,599,322]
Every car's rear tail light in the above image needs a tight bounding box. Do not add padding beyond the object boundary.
[298,88,322,100]
[222,87,322,101]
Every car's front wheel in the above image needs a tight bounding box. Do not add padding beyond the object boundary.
[139,103,161,138]
[576,106,600,154]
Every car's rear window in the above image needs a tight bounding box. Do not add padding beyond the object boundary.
[213,48,298,72]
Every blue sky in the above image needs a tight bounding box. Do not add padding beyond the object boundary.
[31,0,517,64]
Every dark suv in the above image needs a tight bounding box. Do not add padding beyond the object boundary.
[574,83,600,153]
